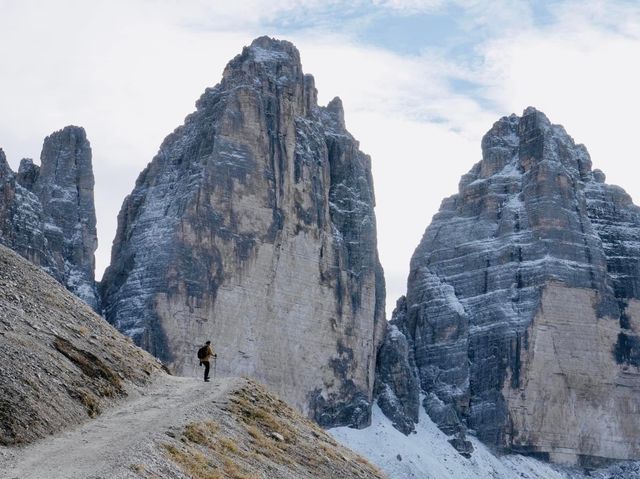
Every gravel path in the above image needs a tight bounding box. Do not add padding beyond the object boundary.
[0,374,234,479]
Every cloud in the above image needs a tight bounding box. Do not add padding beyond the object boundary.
[0,0,261,277]
[0,1,491,307]
[471,0,640,199]
[285,34,490,308]
[289,0,640,312]
[371,0,447,13]
[1,0,639,318]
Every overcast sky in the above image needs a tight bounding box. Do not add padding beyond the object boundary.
[1,0,639,316]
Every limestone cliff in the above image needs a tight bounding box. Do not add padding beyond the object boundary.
[0,127,98,309]
[100,37,386,428]
[377,107,640,465]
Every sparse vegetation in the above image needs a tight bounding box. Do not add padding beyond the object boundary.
[130,463,145,474]
[78,391,101,418]
[162,419,250,479]
[53,336,125,403]
[159,381,385,478]
[222,458,253,479]
[218,436,240,454]
[159,382,384,479]
[183,421,218,446]
[162,443,223,479]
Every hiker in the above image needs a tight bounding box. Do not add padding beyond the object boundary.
[197,340,216,382]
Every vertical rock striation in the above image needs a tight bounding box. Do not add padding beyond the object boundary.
[100,37,385,427]
[0,127,98,309]
[374,297,420,436]
[0,149,50,270]
[377,107,640,464]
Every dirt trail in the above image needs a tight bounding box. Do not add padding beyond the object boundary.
[0,375,236,479]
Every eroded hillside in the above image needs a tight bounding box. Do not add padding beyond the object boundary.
[0,244,163,445]
[1,375,386,479]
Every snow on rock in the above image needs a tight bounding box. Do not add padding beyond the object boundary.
[99,36,386,428]
[0,128,98,309]
[375,107,640,465]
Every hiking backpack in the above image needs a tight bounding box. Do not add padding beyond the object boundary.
[197,345,208,360]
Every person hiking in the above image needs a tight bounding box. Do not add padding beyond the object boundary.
[197,341,216,382]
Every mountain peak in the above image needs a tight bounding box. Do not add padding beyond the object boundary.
[0,126,98,309]
[100,36,385,429]
[0,148,8,172]
[248,35,298,62]
[519,105,552,132]
[325,96,346,130]
[217,36,308,116]
[522,105,546,117]
[376,108,640,465]
[222,36,302,84]
[479,107,590,182]
[43,125,88,145]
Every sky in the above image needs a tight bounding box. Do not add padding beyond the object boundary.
[1,0,639,317]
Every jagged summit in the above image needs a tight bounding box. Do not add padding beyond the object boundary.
[213,35,320,119]
[0,150,9,177]
[521,104,549,118]
[0,126,98,309]
[376,107,640,465]
[100,37,385,429]
[325,96,347,130]
[244,35,300,64]
[222,37,301,80]
[45,124,87,139]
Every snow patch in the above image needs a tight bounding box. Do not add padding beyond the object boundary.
[330,405,572,479]
[251,46,290,63]
[497,160,522,179]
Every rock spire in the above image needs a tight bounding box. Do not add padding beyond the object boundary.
[100,37,386,427]
[0,126,98,309]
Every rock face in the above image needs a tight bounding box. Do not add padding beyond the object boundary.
[0,244,163,445]
[373,298,419,435]
[100,37,386,428]
[0,127,99,309]
[377,107,640,465]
